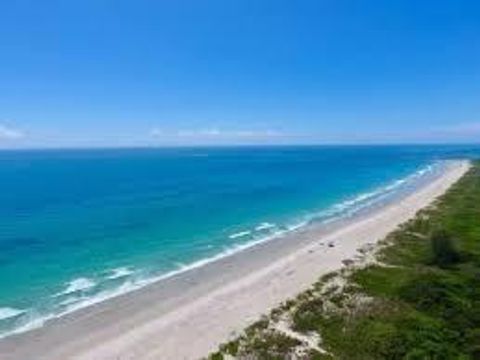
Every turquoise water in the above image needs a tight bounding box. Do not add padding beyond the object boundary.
[0,145,479,337]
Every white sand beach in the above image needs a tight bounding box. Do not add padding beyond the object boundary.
[0,160,470,360]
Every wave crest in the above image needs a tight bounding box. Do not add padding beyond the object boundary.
[55,277,96,296]
[0,307,25,321]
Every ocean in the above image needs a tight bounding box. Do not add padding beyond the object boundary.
[0,145,479,338]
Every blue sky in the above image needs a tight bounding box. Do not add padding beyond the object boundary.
[0,0,479,148]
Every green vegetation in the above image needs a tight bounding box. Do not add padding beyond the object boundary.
[430,229,461,267]
[209,161,480,359]
[209,329,301,360]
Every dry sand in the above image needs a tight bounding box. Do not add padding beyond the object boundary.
[0,160,470,360]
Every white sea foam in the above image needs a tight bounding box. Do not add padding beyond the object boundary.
[59,296,83,306]
[255,222,276,231]
[286,220,309,232]
[59,281,141,315]
[55,277,96,296]
[325,163,438,219]
[106,267,134,280]
[229,230,251,239]
[3,312,53,338]
[0,307,25,321]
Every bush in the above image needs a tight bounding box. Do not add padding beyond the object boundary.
[244,331,301,358]
[219,339,239,356]
[292,297,324,332]
[430,229,460,267]
[208,352,224,360]
[399,272,470,326]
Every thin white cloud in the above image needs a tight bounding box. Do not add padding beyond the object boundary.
[437,122,480,135]
[0,124,25,140]
[150,127,284,141]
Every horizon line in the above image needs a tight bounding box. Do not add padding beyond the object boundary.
[1,142,480,152]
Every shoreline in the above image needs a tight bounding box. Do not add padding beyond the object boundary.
[0,160,470,360]
[0,161,440,339]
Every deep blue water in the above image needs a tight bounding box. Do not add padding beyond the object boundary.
[0,145,479,337]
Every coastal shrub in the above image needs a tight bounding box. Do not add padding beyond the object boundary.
[351,265,414,298]
[317,271,338,286]
[208,351,224,360]
[240,331,301,359]
[465,328,480,358]
[318,305,460,360]
[245,316,269,337]
[269,307,283,320]
[395,314,463,360]
[399,272,468,314]
[292,297,324,332]
[219,339,240,356]
[429,229,461,267]
[381,231,431,266]
[314,312,404,360]
[329,293,347,307]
